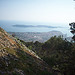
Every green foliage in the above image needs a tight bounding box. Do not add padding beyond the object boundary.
[23,36,75,75]
[43,56,56,68]
[69,22,75,42]
[42,36,72,51]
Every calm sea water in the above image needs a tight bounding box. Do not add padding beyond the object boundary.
[0,20,72,37]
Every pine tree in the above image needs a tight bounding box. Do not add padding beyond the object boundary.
[69,22,75,42]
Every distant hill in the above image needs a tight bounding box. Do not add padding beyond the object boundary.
[0,27,52,75]
[9,31,66,42]
[13,25,57,28]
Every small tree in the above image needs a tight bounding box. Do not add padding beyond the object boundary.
[69,22,75,42]
[12,33,16,37]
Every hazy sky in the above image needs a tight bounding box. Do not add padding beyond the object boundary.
[0,0,75,24]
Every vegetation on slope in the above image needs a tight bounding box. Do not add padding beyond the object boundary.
[0,27,52,75]
[21,36,75,75]
[1,26,75,75]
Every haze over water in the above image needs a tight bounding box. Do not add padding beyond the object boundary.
[0,20,72,37]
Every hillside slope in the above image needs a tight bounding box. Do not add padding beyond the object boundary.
[0,27,52,75]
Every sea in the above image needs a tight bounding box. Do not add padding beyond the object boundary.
[0,20,72,37]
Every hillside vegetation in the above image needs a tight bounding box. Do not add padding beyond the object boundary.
[0,27,52,75]
[0,27,75,75]
[21,36,75,75]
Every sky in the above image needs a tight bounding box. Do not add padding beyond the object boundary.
[0,0,75,24]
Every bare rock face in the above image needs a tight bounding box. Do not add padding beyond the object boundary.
[0,27,52,75]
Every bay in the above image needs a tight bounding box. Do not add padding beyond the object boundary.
[0,20,72,37]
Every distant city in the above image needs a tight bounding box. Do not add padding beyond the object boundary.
[9,31,72,43]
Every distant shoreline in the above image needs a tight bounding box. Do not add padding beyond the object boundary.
[13,25,59,28]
